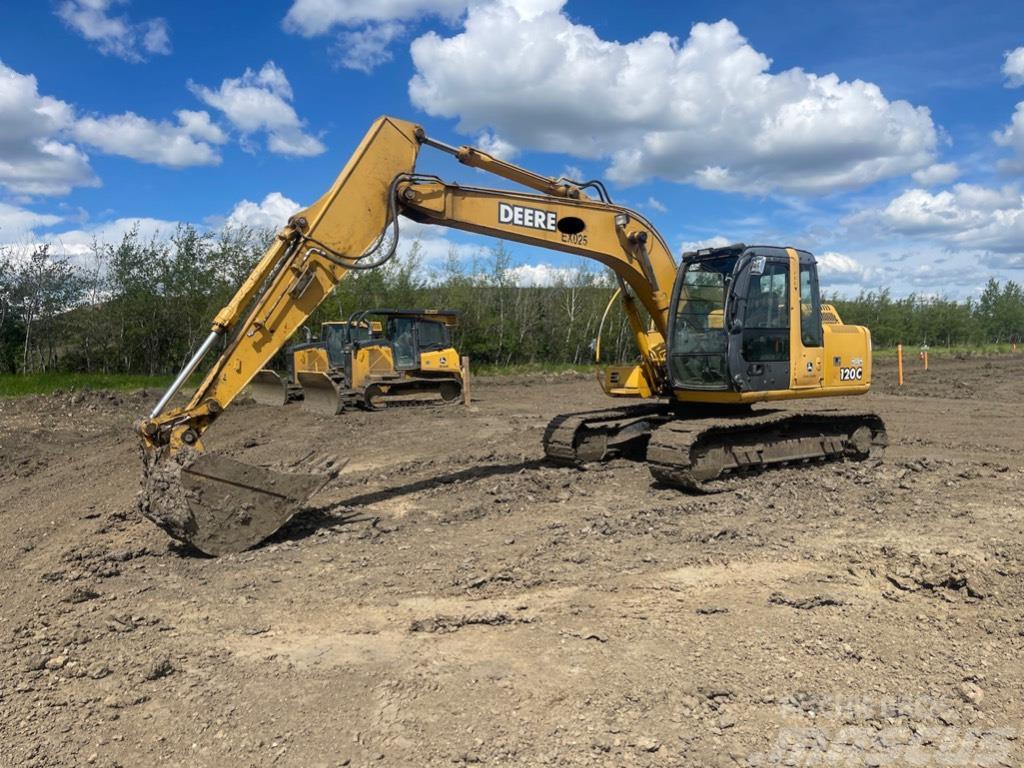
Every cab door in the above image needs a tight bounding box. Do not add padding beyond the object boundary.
[727,251,791,391]
[387,316,419,371]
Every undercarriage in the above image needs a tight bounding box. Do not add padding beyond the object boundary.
[543,404,888,491]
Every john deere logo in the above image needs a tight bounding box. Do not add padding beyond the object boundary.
[498,202,557,232]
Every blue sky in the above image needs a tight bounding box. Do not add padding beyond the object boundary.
[1,0,1023,296]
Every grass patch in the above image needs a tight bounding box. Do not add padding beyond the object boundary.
[872,343,1022,359]
[8,346,1016,398]
[0,372,179,398]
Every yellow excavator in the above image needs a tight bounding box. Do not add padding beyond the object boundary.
[136,116,886,556]
[250,309,463,413]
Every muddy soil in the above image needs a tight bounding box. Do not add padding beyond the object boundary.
[1,356,1023,767]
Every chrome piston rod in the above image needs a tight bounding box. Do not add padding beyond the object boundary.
[149,329,222,418]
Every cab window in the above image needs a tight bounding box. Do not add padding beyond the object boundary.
[742,260,789,362]
[416,319,450,350]
[799,264,824,348]
[388,317,418,369]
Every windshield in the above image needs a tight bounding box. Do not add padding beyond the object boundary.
[670,256,735,389]
[416,319,450,350]
[348,323,372,342]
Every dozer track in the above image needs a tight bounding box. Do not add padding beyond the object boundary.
[542,404,673,465]
[646,411,887,492]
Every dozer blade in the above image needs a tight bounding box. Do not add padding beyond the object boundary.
[139,449,333,556]
[298,371,344,416]
[249,369,289,407]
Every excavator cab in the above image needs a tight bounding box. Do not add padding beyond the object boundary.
[384,313,454,371]
[667,244,869,399]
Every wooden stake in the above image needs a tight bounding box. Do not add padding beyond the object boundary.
[461,355,471,405]
[923,350,929,371]
[897,344,904,386]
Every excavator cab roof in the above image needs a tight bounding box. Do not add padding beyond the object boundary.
[680,244,816,273]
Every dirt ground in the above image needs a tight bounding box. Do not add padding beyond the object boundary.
[1,354,1022,768]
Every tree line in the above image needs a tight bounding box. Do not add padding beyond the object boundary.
[0,225,1021,376]
[828,283,1024,348]
[0,226,635,375]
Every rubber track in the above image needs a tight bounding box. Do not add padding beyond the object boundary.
[646,410,887,492]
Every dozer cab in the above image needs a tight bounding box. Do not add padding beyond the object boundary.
[136,116,886,556]
[249,309,463,413]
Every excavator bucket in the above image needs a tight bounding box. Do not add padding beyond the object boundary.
[249,369,289,407]
[139,448,335,556]
[297,371,344,416]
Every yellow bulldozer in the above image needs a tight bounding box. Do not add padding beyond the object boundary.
[136,116,886,556]
[249,309,463,414]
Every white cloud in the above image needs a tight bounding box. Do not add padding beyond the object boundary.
[283,0,469,37]
[331,21,405,73]
[189,62,326,157]
[0,61,238,196]
[994,101,1024,172]
[475,130,517,160]
[506,263,587,286]
[72,110,226,168]
[996,48,1024,172]
[14,193,301,258]
[1004,46,1024,88]
[56,0,171,62]
[644,196,667,213]
[408,5,938,194]
[559,165,585,182]
[911,162,959,187]
[284,1,472,74]
[0,202,62,238]
[0,61,97,196]
[41,217,180,259]
[225,192,302,230]
[853,183,1024,262]
[397,217,478,264]
[174,109,227,144]
[815,251,873,286]
[680,235,732,253]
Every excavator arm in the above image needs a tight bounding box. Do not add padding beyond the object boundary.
[139,116,424,451]
[138,115,680,555]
